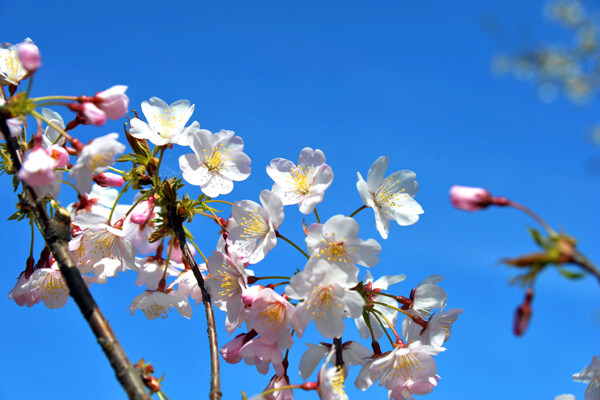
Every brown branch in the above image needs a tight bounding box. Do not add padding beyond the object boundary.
[1,113,150,400]
[333,337,344,369]
[167,204,221,400]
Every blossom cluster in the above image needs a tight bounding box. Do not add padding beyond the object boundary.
[2,38,465,400]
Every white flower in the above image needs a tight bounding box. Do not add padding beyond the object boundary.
[406,275,447,318]
[179,129,251,197]
[244,287,294,350]
[0,40,29,86]
[205,250,254,332]
[129,290,192,320]
[129,97,196,146]
[305,215,381,285]
[227,189,284,264]
[318,366,349,400]
[357,156,424,239]
[402,308,462,351]
[70,133,125,194]
[299,341,372,380]
[573,356,600,400]
[355,270,406,340]
[28,263,69,309]
[355,341,440,400]
[266,147,333,214]
[286,260,365,338]
[131,257,182,290]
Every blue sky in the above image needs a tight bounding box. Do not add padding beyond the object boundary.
[1,1,599,399]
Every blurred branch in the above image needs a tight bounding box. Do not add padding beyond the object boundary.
[0,112,150,400]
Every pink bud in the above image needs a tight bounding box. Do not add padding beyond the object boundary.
[95,85,129,120]
[131,196,155,224]
[169,236,196,263]
[513,288,533,337]
[16,42,41,72]
[81,103,106,126]
[93,172,125,188]
[449,185,494,212]
[220,331,257,364]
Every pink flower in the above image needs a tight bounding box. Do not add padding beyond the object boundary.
[46,145,69,168]
[18,147,56,186]
[81,103,107,126]
[449,185,509,212]
[263,374,294,400]
[93,172,125,188]
[95,85,129,120]
[131,196,155,224]
[168,237,196,263]
[220,331,258,364]
[16,41,41,72]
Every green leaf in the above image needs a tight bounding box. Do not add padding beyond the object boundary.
[557,266,585,280]
[527,227,545,247]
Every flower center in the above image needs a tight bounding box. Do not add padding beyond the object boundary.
[304,285,343,322]
[214,264,240,298]
[153,108,181,138]
[317,233,354,266]
[240,208,269,238]
[375,177,408,209]
[40,272,67,301]
[288,166,312,195]
[1,49,22,83]
[258,302,286,331]
[89,152,114,171]
[392,352,426,381]
[203,144,230,171]
[144,303,170,319]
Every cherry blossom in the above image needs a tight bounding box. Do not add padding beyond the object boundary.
[356,156,424,239]
[129,290,192,320]
[267,147,333,214]
[179,128,251,197]
[402,308,463,351]
[407,275,448,318]
[131,257,182,291]
[27,263,69,309]
[239,336,287,375]
[8,271,41,307]
[70,133,125,194]
[130,97,197,146]
[93,172,125,188]
[299,341,372,380]
[220,331,258,364]
[305,215,381,284]
[318,353,350,400]
[263,374,294,400]
[0,40,29,86]
[205,250,254,332]
[171,269,204,305]
[227,189,284,264]
[16,41,40,72]
[17,146,56,187]
[243,287,294,350]
[286,260,365,338]
[573,355,600,400]
[355,341,440,400]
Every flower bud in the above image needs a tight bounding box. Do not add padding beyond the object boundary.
[131,196,155,224]
[16,41,41,72]
[93,172,125,188]
[46,145,69,168]
[513,288,533,336]
[95,85,129,120]
[220,333,247,364]
[169,236,196,263]
[81,103,107,126]
[449,185,494,211]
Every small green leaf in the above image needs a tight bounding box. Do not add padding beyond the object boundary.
[557,266,585,280]
[527,227,545,247]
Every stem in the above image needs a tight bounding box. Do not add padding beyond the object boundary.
[508,201,557,236]
[371,308,402,343]
[31,101,71,108]
[349,205,368,218]
[369,310,395,346]
[571,250,600,285]
[333,337,344,368]
[31,95,79,102]
[205,199,232,206]
[195,210,220,222]
[252,276,291,281]
[61,180,81,195]
[25,74,34,96]
[0,113,150,399]
[167,203,221,400]
[313,207,321,224]
[109,166,126,175]
[29,217,35,257]
[370,300,412,318]
[155,146,166,176]
[160,236,175,282]
[188,238,209,265]
[276,231,310,259]
[30,110,73,142]
[108,181,132,224]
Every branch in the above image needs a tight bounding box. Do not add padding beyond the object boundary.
[571,250,600,285]
[167,203,222,400]
[333,337,344,369]
[0,114,150,400]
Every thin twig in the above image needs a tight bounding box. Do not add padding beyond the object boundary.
[0,113,150,400]
[167,203,221,400]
